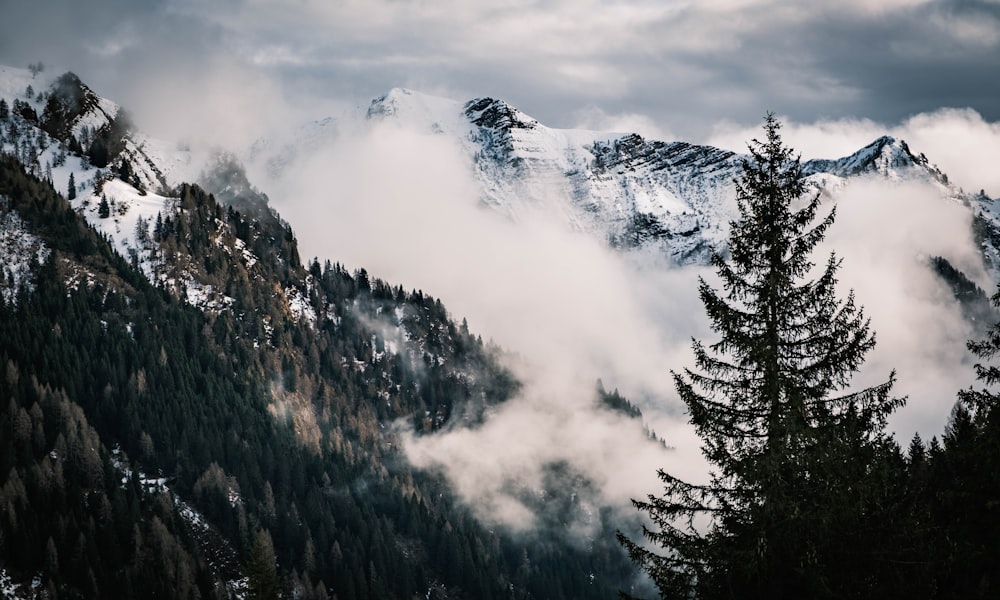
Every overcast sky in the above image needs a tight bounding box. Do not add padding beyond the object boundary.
[2,0,999,146]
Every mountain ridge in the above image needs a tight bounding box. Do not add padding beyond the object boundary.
[350,86,997,266]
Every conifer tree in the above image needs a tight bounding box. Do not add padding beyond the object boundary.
[620,115,902,599]
[67,172,76,200]
[246,529,280,600]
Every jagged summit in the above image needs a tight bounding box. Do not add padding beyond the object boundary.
[803,135,935,180]
[464,97,539,130]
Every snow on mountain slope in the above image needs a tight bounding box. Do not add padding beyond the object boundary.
[0,66,257,312]
[0,65,57,105]
[0,198,50,303]
[4,64,998,287]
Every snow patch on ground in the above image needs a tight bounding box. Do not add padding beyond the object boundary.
[0,199,49,303]
[285,282,317,327]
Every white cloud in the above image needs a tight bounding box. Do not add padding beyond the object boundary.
[267,118,715,531]
[572,106,675,141]
[819,178,983,440]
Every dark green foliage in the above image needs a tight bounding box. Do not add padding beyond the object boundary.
[927,285,1000,598]
[246,530,280,599]
[596,379,642,419]
[12,99,37,123]
[621,115,903,598]
[88,137,110,168]
[67,171,76,200]
[931,255,996,328]
[0,343,216,598]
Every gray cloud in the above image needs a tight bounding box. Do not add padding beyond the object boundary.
[4,1,999,142]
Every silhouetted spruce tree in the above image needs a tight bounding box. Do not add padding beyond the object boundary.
[246,529,280,600]
[67,171,76,200]
[620,115,902,599]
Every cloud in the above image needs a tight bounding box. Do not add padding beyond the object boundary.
[818,178,983,440]
[5,0,998,146]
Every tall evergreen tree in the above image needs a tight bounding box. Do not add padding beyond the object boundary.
[246,529,280,600]
[98,194,110,219]
[67,171,76,200]
[620,115,902,599]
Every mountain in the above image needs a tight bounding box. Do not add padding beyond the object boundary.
[247,86,1000,274]
[0,67,645,599]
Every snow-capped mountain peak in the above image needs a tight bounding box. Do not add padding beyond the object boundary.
[803,135,935,180]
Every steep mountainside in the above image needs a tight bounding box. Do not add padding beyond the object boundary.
[0,67,646,599]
